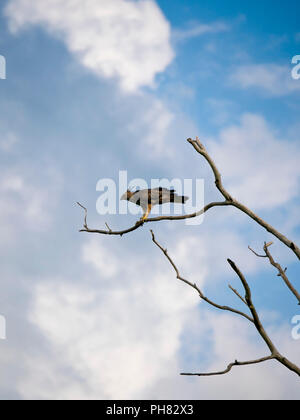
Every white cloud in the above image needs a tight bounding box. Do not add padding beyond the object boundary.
[82,238,120,279]
[5,0,174,92]
[18,237,199,399]
[175,311,300,400]
[229,63,300,96]
[20,282,300,399]
[206,98,236,125]
[143,101,174,155]
[0,173,46,227]
[15,233,280,400]
[208,113,300,209]
[173,231,267,279]
[126,95,198,160]
[129,98,174,157]
[0,131,18,151]
[173,21,230,42]
[3,228,298,400]
[0,168,61,245]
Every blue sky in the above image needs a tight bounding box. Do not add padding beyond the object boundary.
[0,0,299,399]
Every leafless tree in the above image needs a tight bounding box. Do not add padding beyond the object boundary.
[78,137,300,378]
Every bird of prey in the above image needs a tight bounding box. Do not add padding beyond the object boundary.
[121,187,189,221]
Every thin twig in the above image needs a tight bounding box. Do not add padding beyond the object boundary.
[77,201,145,236]
[105,222,112,233]
[248,242,300,305]
[76,202,88,229]
[228,284,247,306]
[248,245,267,258]
[263,242,300,305]
[181,355,275,376]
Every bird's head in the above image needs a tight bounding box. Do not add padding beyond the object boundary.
[121,189,134,201]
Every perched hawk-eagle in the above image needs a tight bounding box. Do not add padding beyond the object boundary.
[121,187,189,221]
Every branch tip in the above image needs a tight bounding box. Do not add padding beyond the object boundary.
[265,241,274,248]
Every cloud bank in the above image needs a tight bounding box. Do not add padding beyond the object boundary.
[230,64,300,96]
[208,113,300,209]
[5,0,174,92]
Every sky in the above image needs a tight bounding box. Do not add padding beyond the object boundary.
[0,0,299,400]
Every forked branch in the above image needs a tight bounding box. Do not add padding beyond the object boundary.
[151,230,300,378]
[187,137,300,260]
[248,242,300,305]
[150,230,254,323]
[76,202,144,236]
[77,200,232,236]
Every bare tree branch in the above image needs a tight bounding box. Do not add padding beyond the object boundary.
[77,200,232,236]
[76,202,88,229]
[150,230,254,323]
[77,201,145,236]
[228,284,247,306]
[227,259,300,377]
[187,137,300,260]
[248,242,300,305]
[227,259,279,356]
[263,242,300,305]
[187,137,234,202]
[181,355,276,377]
[248,245,267,258]
[182,258,300,377]
[150,230,300,378]
[145,200,232,222]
